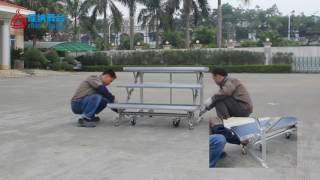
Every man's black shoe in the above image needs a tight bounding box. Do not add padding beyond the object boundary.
[220,151,227,159]
[78,118,96,128]
[91,116,100,122]
[78,116,100,123]
[111,108,118,113]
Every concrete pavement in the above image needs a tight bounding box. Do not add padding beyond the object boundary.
[0,72,319,180]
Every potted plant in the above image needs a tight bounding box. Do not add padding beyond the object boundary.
[12,48,24,69]
[135,42,144,50]
[162,41,171,49]
[193,40,203,49]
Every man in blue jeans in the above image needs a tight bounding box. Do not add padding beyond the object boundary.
[71,69,118,127]
[209,134,226,168]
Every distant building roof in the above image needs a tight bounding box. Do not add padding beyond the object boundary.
[53,42,96,52]
[0,1,34,15]
[24,41,64,49]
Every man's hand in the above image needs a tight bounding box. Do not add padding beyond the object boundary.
[112,95,118,103]
[199,97,212,117]
[204,97,213,107]
[199,106,207,117]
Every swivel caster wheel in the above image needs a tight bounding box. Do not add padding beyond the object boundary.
[188,123,194,130]
[130,116,137,126]
[241,145,247,155]
[172,118,181,128]
[285,132,292,139]
[148,109,154,117]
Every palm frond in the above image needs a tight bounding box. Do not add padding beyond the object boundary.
[192,0,200,25]
[241,0,250,6]
[197,0,209,17]
[79,0,96,16]
[109,0,123,31]
[137,8,149,23]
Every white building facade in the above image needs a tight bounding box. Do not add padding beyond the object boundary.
[0,1,34,70]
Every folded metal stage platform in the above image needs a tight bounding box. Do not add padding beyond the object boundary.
[224,116,297,168]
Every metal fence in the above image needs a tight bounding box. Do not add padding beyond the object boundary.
[292,57,320,73]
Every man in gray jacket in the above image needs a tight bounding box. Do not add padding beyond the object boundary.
[201,68,253,144]
[71,69,118,127]
[203,68,253,119]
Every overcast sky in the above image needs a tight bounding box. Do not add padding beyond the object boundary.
[113,0,320,18]
[210,0,320,16]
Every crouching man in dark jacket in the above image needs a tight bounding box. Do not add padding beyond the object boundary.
[71,69,118,127]
[201,68,253,144]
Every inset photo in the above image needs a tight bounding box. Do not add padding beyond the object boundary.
[204,68,298,168]
[209,116,297,168]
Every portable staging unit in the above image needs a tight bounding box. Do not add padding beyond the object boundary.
[108,66,209,129]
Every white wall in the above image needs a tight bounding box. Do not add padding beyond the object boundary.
[0,20,11,70]
[234,46,320,57]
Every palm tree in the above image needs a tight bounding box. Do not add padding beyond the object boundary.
[120,0,144,50]
[138,0,167,48]
[217,0,250,48]
[217,0,222,48]
[79,15,99,42]
[168,0,209,48]
[64,0,84,41]
[82,0,123,49]
[15,0,63,12]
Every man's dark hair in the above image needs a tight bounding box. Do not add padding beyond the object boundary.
[211,68,228,76]
[102,69,117,79]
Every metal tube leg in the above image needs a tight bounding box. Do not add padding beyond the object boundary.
[261,128,267,164]
[188,112,194,130]
[199,72,204,105]
[139,72,144,103]
[192,89,196,105]
[138,72,144,116]
[169,73,172,104]
[126,88,130,103]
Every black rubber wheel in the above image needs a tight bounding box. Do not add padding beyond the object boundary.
[130,118,136,126]
[173,119,180,128]
[285,133,291,139]
[148,110,153,117]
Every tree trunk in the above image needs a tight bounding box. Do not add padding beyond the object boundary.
[129,14,134,50]
[155,17,160,49]
[217,0,222,48]
[32,35,37,48]
[184,0,191,49]
[103,10,108,50]
[74,16,77,41]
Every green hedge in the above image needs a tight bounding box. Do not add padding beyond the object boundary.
[116,50,266,65]
[45,49,60,64]
[82,65,123,72]
[76,52,111,66]
[210,64,292,73]
[81,64,292,73]
[24,48,48,68]
[77,50,266,66]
